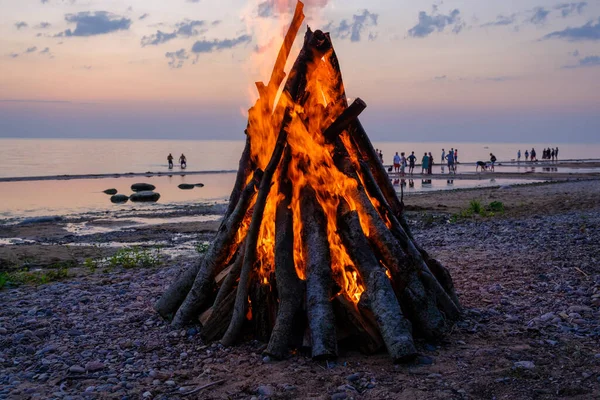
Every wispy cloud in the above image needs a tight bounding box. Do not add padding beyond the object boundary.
[139,13,149,21]
[35,22,52,29]
[15,21,28,30]
[408,6,464,38]
[327,10,378,42]
[25,46,38,53]
[563,55,600,68]
[165,49,189,69]
[529,7,550,25]
[480,14,517,28]
[257,0,328,17]
[141,19,214,47]
[55,11,131,37]
[543,18,600,41]
[191,35,252,53]
[555,2,587,18]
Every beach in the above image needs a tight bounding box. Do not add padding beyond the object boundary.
[1,177,599,399]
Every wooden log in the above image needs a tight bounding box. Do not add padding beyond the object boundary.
[332,295,383,354]
[169,169,263,328]
[250,279,275,342]
[265,147,304,359]
[337,200,417,362]
[221,110,292,346]
[200,289,236,343]
[358,160,461,315]
[301,185,337,360]
[323,98,367,143]
[213,241,245,309]
[222,137,253,223]
[154,262,201,320]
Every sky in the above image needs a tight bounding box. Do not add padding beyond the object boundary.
[0,0,599,143]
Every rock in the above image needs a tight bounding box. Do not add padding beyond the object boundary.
[257,385,274,396]
[19,216,63,225]
[129,191,160,202]
[85,361,105,372]
[194,183,204,187]
[513,361,535,370]
[177,184,195,190]
[142,391,152,398]
[331,393,348,400]
[110,194,129,204]
[346,373,361,382]
[103,189,118,195]
[165,380,176,387]
[131,183,156,192]
[415,355,434,365]
[69,365,85,374]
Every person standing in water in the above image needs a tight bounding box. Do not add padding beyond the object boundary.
[428,152,434,175]
[408,151,416,175]
[167,153,174,169]
[421,152,429,174]
[179,153,187,168]
[441,149,446,164]
[517,149,521,163]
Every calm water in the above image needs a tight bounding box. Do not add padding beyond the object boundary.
[1,138,599,178]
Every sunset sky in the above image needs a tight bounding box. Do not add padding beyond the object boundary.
[1,0,599,142]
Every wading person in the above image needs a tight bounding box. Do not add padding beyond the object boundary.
[393,152,401,173]
[400,152,407,177]
[421,152,429,174]
[408,151,416,175]
[490,153,497,172]
[167,153,174,169]
[446,148,455,174]
[179,153,187,169]
[428,152,434,175]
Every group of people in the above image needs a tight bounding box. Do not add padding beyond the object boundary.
[390,148,459,176]
[541,147,559,161]
[167,153,187,169]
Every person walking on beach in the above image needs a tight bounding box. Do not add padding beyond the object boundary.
[441,149,446,164]
[408,151,416,175]
[531,148,536,162]
[179,153,187,168]
[551,148,556,161]
[555,147,559,160]
[517,149,521,163]
[428,152,434,175]
[454,149,458,164]
[525,149,529,161]
[490,153,497,172]
[421,152,429,174]
[393,152,401,172]
[400,152,407,177]
[167,153,174,169]
[446,148,455,173]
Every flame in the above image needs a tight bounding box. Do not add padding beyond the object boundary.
[239,3,382,304]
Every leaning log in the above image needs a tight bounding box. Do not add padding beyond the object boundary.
[213,241,245,309]
[221,110,292,346]
[265,148,304,359]
[154,262,201,320]
[323,98,367,143]
[200,290,236,343]
[301,185,337,360]
[332,295,383,354]
[337,199,417,362]
[169,169,263,327]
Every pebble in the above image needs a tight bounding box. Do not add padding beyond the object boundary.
[85,361,105,372]
[257,385,274,396]
[513,361,535,370]
[69,365,85,374]
[346,372,361,382]
[331,393,348,400]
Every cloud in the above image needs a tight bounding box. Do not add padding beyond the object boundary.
[35,22,52,29]
[40,47,51,54]
[9,53,19,58]
[480,14,517,28]
[191,34,252,53]
[328,10,378,42]
[141,20,213,47]
[41,0,49,3]
[141,30,177,46]
[433,75,447,81]
[563,55,600,68]
[529,7,550,25]
[543,18,600,41]
[15,21,28,30]
[257,0,328,17]
[165,48,189,69]
[408,7,464,38]
[555,2,587,18]
[57,11,131,37]
[187,0,201,2]
[25,46,38,53]
[139,13,149,20]
[485,76,513,82]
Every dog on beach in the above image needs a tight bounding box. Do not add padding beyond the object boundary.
[476,161,488,172]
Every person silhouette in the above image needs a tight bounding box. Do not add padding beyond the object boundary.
[179,153,187,169]
[167,153,174,169]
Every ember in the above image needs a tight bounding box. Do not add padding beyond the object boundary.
[155,1,461,363]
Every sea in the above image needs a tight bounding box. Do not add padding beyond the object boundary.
[0,138,598,220]
[1,138,599,178]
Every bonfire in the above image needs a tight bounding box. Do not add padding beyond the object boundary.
[155,1,461,363]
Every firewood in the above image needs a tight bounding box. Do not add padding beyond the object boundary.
[222,137,253,223]
[301,185,337,360]
[169,169,262,328]
[200,290,236,343]
[266,147,304,359]
[337,200,417,362]
[213,241,245,309]
[332,295,383,354]
[154,263,201,321]
[323,98,367,143]
[221,110,292,346]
